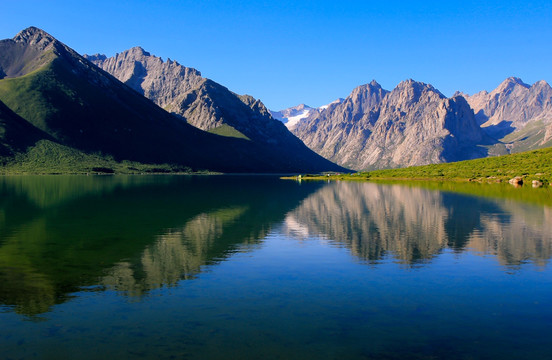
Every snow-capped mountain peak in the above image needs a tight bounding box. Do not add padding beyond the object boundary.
[271,99,344,129]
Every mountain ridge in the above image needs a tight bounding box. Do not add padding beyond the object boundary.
[283,76,551,171]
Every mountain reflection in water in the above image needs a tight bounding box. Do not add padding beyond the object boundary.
[283,181,552,267]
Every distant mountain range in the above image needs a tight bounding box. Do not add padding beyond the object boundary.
[0,27,344,173]
[277,78,552,170]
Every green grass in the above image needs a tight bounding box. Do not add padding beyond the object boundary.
[287,146,552,185]
[0,63,60,133]
[208,124,250,140]
[0,140,198,174]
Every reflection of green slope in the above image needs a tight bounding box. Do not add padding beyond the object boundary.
[0,175,163,208]
[0,176,323,315]
[375,180,552,208]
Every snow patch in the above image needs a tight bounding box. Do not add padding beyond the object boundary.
[285,109,312,128]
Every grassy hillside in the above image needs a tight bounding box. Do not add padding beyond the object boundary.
[0,140,197,174]
[291,146,552,185]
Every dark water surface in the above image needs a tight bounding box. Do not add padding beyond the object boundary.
[1,175,551,359]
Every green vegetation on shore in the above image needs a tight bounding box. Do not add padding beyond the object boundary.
[0,140,201,175]
[286,146,552,185]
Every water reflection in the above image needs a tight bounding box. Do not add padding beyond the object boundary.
[283,182,552,267]
[0,175,323,315]
[1,176,551,316]
[102,207,250,296]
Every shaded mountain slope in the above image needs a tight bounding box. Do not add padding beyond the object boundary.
[0,100,51,159]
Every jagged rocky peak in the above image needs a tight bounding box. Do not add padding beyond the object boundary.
[13,26,58,49]
[85,53,107,62]
[126,46,150,57]
[11,26,79,59]
[291,104,311,111]
[385,79,445,108]
[86,47,204,108]
[350,81,383,97]
[0,26,92,79]
[334,82,388,118]
[533,79,551,88]
[496,76,530,92]
[394,79,443,96]
[530,79,552,94]
[87,46,321,150]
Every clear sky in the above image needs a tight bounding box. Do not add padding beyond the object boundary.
[1,0,551,110]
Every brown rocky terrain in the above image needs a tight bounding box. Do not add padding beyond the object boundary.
[291,80,491,170]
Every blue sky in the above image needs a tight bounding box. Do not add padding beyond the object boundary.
[2,0,551,110]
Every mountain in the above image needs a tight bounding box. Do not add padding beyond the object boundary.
[270,99,344,129]
[291,80,492,170]
[84,48,343,171]
[458,77,552,153]
[0,27,343,173]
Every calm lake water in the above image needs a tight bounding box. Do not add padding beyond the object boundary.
[1,175,551,359]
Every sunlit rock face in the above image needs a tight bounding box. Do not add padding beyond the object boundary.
[282,182,552,267]
[292,80,491,170]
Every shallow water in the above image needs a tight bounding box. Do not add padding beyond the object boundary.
[1,175,551,359]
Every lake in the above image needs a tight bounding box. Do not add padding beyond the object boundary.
[1,175,551,359]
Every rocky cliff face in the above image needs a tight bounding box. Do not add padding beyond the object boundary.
[292,80,491,170]
[85,47,204,110]
[458,77,552,152]
[86,49,289,144]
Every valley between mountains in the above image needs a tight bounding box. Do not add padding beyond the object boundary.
[1,26,551,174]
